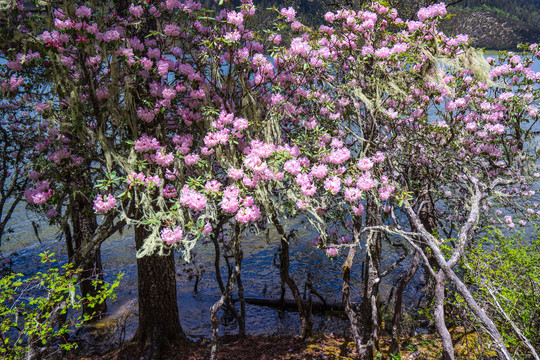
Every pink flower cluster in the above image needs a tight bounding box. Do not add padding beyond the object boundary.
[205,180,221,193]
[280,7,296,22]
[324,176,341,195]
[163,185,178,199]
[357,157,374,171]
[235,197,261,224]
[2,75,24,92]
[227,11,244,26]
[504,215,515,229]
[184,153,200,166]
[134,135,161,152]
[25,181,54,205]
[129,4,143,17]
[228,168,244,180]
[154,150,174,167]
[179,186,207,212]
[93,194,117,214]
[172,134,193,154]
[75,6,91,18]
[202,221,212,237]
[221,185,240,213]
[357,173,376,191]
[326,248,338,258]
[352,203,365,216]
[161,226,183,245]
[311,164,328,179]
[284,159,302,175]
[47,147,83,166]
[417,3,446,22]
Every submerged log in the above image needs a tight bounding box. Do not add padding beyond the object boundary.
[243,297,346,313]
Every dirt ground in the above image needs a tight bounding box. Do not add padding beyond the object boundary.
[76,329,499,360]
[75,333,465,360]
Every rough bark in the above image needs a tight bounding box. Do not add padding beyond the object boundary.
[63,221,74,261]
[236,251,246,337]
[417,184,438,304]
[437,258,511,360]
[131,225,187,360]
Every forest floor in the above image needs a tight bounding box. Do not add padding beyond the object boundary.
[77,330,497,360]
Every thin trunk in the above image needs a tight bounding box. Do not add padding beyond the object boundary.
[434,272,455,360]
[358,195,382,360]
[418,183,438,310]
[391,251,420,354]
[71,193,107,318]
[63,222,74,261]
[236,252,246,337]
[438,264,512,360]
[210,226,244,359]
[211,236,239,320]
[212,236,226,294]
[131,225,187,360]
[342,245,363,353]
[270,212,312,339]
[405,204,513,360]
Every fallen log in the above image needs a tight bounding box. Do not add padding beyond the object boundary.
[243,297,346,313]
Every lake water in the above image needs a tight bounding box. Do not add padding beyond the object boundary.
[1,203,417,342]
[1,56,539,346]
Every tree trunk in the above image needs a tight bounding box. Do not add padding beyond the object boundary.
[391,250,420,355]
[210,227,244,359]
[417,181,438,310]
[434,272,455,360]
[279,231,312,339]
[71,193,107,318]
[131,225,188,360]
[404,204,513,360]
[358,195,382,360]
[342,245,363,355]
[270,212,312,339]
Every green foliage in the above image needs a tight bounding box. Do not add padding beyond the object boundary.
[0,252,121,360]
[464,227,540,355]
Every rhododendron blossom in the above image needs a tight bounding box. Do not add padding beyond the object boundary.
[180,187,207,212]
[326,248,338,258]
[161,226,183,245]
[9,1,540,355]
[356,157,374,171]
[280,7,296,22]
[93,194,117,214]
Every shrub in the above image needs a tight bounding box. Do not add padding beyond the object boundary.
[0,251,121,360]
[464,226,540,356]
